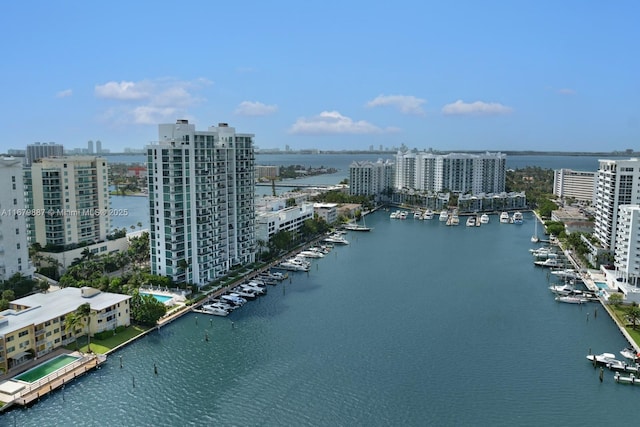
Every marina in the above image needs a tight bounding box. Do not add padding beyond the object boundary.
[4,210,640,425]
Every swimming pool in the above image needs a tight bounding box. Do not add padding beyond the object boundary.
[595,282,609,289]
[14,354,80,383]
[140,292,174,304]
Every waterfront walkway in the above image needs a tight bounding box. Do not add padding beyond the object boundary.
[533,210,640,356]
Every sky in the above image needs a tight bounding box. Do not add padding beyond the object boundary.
[1,1,639,153]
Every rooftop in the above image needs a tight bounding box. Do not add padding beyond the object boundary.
[0,288,130,335]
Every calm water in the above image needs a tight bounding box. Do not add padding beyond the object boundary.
[6,212,638,426]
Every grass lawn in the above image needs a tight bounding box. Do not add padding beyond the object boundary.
[609,305,640,347]
[66,325,150,355]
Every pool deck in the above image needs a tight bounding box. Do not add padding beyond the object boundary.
[0,352,105,411]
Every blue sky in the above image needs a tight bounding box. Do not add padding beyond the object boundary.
[1,1,638,152]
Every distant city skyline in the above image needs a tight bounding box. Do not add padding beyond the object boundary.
[2,1,639,153]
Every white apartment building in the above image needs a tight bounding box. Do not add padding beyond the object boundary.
[553,169,596,202]
[349,159,394,196]
[615,205,640,285]
[148,120,255,286]
[0,157,33,280]
[255,203,314,244]
[594,158,640,250]
[314,203,338,224]
[25,156,110,247]
[1,287,130,371]
[394,151,506,194]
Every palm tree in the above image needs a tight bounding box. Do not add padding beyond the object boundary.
[64,312,85,351]
[76,303,92,353]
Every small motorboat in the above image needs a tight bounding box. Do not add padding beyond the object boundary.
[620,347,640,361]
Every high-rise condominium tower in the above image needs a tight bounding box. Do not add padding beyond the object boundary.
[148,120,255,286]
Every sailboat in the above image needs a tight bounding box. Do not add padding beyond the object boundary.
[531,216,540,243]
[343,213,372,232]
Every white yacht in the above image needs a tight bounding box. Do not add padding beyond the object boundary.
[299,250,324,258]
[439,210,449,222]
[548,283,577,295]
[480,214,490,224]
[324,234,349,245]
[221,294,246,307]
[201,304,229,316]
[550,269,579,280]
[534,257,562,268]
[240,283,266,295]
[499,212,510,223]
[423,209,434,220]
[466,216,476,227]
[512,211,523,224]
[555,295,589,304]
[278,258,311,271]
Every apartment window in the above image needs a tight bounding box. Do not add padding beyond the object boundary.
[11,176,15,182]
[7,346,15,353]
[16,243,20,249]
[6,336,14,342]
[12,183,16,190]
[18,330,29,337]
[13,198,17,205]
[15,228,19,235]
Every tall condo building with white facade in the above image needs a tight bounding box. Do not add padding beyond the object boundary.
[0,157,33,279]
[594,158,640,250]
[148,120,255,286]
[553,169,596,203]
[614,205,640,286]
[25,156,110,247]
[348,159,394,196]
[394,151,506,194]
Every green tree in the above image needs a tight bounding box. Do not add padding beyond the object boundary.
[626,304,640,329]
[286,198,297,207]
[2,290,15,301]
[608,293,624,307]
[130,290,167,326]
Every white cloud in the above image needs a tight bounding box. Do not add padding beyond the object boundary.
[94,78,210,125]
[289,111,398,135]
[366,94,426,115]
[558,88,576,95]
[235,101,278,116]
[442,100,513,116]
[56,89,72,98]
[95,81,150,100]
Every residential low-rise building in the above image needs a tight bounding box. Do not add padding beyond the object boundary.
[255,203,314,244]
[313,203,338,224]
[0,287,130,373]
